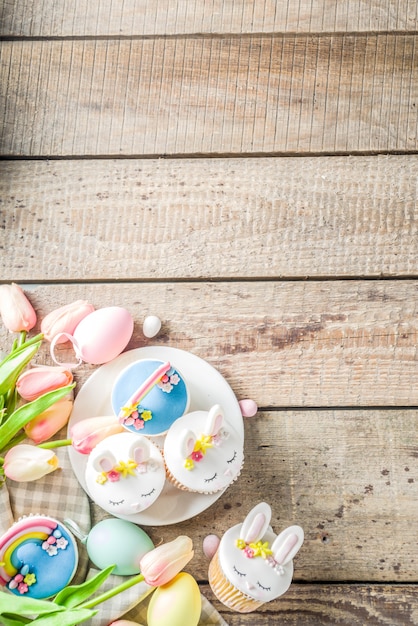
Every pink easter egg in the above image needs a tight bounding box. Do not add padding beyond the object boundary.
[73,306,134,365]
[239,398,258,417]
[203,534,220,559]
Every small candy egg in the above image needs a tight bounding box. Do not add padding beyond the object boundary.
[73,306,134,365]
[147,572,201,626]
[239,398,258,418]
[203,534,220,560]
[143,315,162,338]
[86,519,154,575]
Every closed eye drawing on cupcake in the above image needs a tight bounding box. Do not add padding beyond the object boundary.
[163,404,244,494]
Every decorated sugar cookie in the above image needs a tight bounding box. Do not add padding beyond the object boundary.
[163,404,244,494]
[208,502,304,613]
[85,432,166,517]
[0,515,78,599]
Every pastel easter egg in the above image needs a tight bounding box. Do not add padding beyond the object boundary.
[147,572,201,626]
[143,315,162,338]
[73,307,134,365]
[239,398,258,417]
[203,534,220,560]
[86,519,154,575]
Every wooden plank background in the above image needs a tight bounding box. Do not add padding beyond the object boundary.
[1,0,418,623]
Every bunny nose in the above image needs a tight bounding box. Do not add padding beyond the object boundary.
[224,468,233,477]
[246,581,256,591]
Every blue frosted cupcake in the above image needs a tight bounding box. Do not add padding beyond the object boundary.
[111,359,190,436]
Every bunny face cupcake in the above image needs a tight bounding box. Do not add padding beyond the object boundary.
[85,432,166,517]
[208,502,304,613]
[163,404,244,494]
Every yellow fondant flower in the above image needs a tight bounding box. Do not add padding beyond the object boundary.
[114,459,138,477]
[96,472,108,484]
[142,410,152,422]
[194,434,213,454]
[235,539,246,550]
[120,404,136,418]
[24,573,36,586]
[184,458,194,470]
[249,541,273,559]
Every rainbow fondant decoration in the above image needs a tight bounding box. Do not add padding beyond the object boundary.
[0,515,78,599]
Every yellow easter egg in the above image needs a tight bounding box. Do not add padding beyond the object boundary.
[147,572,201,626]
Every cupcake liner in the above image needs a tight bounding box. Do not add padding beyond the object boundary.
[208,549,263,613]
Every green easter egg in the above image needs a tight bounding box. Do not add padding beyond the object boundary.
[86,518,154,575]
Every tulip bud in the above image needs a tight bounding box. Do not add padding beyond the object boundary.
[139,536,194,587]
[24,396,73,444]
[70,415,124,454]
[16,366,73,401]
[0,283,37,332]
[3,444,59,482]
[41,300,95,344]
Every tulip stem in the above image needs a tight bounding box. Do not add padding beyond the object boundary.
[78,572,146,609]
[38,438,72,450]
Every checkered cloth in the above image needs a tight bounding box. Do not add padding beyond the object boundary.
[0,442,228,626]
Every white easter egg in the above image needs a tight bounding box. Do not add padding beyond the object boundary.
[142,315,162,338]
[73,306,134,364]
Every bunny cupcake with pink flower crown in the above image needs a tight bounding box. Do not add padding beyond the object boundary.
[208,502,304,613]
[163,404,244,494]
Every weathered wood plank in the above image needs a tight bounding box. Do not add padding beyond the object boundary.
[90,409,418,582]
[1,35,417,156]
[1,0,416,36]
[2,156,417,280]
[1,282,416,406]
[200,584,418,625]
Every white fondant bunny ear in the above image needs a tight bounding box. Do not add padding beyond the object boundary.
[92,450,117,473]
[271,525,304,565]
[180,429,197,458]
[240,502,272,543]
[129,436,150,464]
[204,404,224,436]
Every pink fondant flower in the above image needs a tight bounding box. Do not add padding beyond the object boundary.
[56,537,68,550]
[17,582,28,594]
[169,373,180,385]
[133,418,145,430]
[107,470,120,482]
[191,450,204,462]
[244,546,255,558]
[0,283,37,333]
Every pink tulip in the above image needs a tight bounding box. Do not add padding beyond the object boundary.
[70,415,124,454]
[139,536,194,587]
[16,366,73,401]
[3,444,59,481]
[41,300,95,344]
[0,283,37,332]
[24,396,73,444]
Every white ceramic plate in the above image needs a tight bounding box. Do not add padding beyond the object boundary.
[68,346,243,525]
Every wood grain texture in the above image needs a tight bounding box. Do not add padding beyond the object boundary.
[201,584,418,625]
[92,409,418,582]
[1,156,417,280]
[1,0,417,36]
[2,282,416,407]
[1,35,417,156]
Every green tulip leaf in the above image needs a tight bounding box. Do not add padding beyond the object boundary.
[24,608,97,626]
[0,592,65,616]
[0,384,75,451]
[0,335,43,397]
[53,565,115,608]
